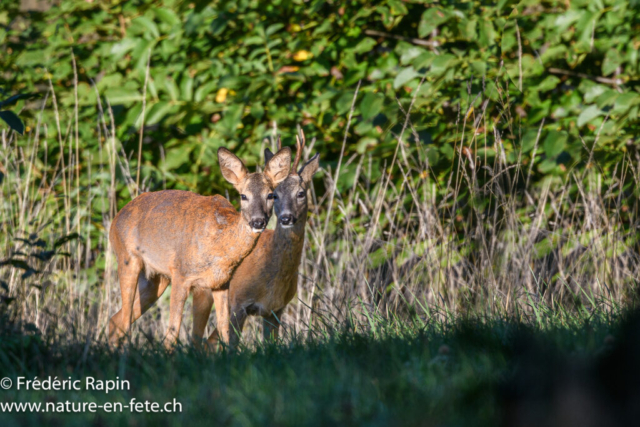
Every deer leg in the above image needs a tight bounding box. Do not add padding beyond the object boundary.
[110,273,170,336]
[207,290,229,347]
[228,304,248,350]
[263,309,284,342]
[164,277,190,349]
[192,287,214,347]
[109,256,142,345]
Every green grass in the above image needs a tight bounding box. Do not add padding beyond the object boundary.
[0,307,629,427]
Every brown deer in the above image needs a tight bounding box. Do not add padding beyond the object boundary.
[108,146,292,348]
[191,133,319,348]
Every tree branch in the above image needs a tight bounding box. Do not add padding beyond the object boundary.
[364,30,439,48]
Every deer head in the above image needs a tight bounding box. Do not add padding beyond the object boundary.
[264,132,319,228]
[218,146,292,232]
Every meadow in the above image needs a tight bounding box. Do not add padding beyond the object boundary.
[2,0,640,425]
[0,311,638,427]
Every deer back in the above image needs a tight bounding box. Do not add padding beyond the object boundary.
[110,190,256,282]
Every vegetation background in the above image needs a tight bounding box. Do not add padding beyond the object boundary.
[1,0,640,425]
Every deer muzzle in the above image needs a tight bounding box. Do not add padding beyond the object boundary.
[279,213,296,227]
[249,217,267,232]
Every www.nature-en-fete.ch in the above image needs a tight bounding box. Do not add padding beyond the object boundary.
[1,376,181,413]
[0,398,182,413]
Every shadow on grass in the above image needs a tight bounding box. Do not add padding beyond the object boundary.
[0,305,639,426]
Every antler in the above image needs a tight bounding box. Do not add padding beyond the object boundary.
[276,134,282,151]
[292,130,306,174]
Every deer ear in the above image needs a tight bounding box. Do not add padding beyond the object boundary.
[264,148,275,164]
[298,153,320,184]
[264,146,292,186]
[218,147,248,191]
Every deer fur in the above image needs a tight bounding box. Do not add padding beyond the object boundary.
[192,134,320,348]
[108,146,292,348]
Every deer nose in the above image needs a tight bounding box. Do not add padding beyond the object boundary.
[280,214,295,226]
[250,218,266,230]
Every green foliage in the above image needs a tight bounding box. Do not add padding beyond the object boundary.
[1,0,638,203]
[0,110,23,135]
[0,93,36,134]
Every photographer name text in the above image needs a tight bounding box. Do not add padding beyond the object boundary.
[15,377,129,394]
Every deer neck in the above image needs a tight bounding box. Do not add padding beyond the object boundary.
[272,210,307,263]
[226,213,262,257]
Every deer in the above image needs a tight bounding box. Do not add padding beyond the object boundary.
[191,132,319,348]
[107,146,292,348]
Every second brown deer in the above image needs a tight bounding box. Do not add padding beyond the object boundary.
[108,146,292,348]
[191,133,319,348]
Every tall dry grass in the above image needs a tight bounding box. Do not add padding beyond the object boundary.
[1,72,638,347]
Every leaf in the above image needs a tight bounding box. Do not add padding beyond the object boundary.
[537,76,560,92]
[155,8,180,27]
[538,158,558,174]
[478,19,496,48]
[180,75,194,101]
[163,145,193,170]
[418,8,448,38]
[360,92,384,120]
[194,81,218,102]
[543,130,567,159]
[244,36,263,46]
[387,0,408,15]
[602,49,623,76]
[0,93,37,108]
[458,18,477,40]
[145,102,174,125]
[134,16,160,39]
[399,45,425,65]
[336,91,356,115]
[250,102,264,119]
[554,9,582,33]
[220,104,243,134]
[583,83,607,103]
[266,23,284,36]
[164,78,180,101]
[356,137,377,154]
[577,105,602,127]
[440,143,454,160]
[522,129,540,153]
[111,38,137,59]
[353,37,377,54]
[0,110,25,134]
[595,89,619,108]
[613,92,640,113]
[211,17,227,36]
[430,54,456,75]
[393,67,419,89]
[412,51,435,70]
[104,88,143,105]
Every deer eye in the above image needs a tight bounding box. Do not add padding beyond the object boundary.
[241,194,247,201]
[297,191,306,198]
[267,193,274,200]
[273,194,279,200]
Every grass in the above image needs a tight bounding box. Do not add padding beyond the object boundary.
[0,304,632,426]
